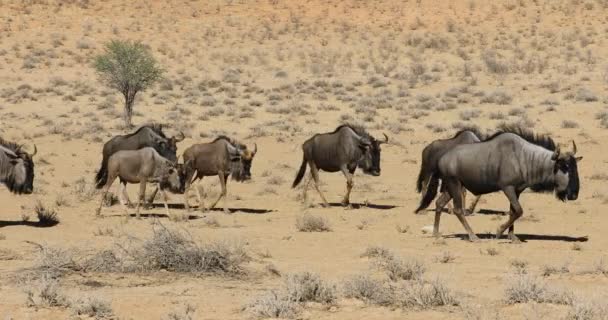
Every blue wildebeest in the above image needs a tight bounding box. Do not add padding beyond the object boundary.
[95,147,188,218]
[415,128,485,215]
[0,138,36,194]
[292,124,388,207]
[416,125,582,242]
[94,124,184,205]
[181,136,257,213]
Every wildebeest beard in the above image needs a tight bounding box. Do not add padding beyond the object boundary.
[230,159,247,182]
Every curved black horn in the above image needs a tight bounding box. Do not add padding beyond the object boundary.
[31,144,37,157]
[382,133,388,143]
[252,143,258,155]
[551,145,561,161]
[572,140,577,154]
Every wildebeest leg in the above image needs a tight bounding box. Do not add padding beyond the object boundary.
[446,179,479,242]
[196,180,206,212]
[496,187,523,243]
[222,174,229,213]
[302,175,312,204]
[119,181,132,207]
[340,165,354,207]
[144,186,158,209]
[134,181,146,219]
[160,186,171,216]
[309,162,329,207]
[433,192,452,237]
[467,195,482,215]
[209,172,227,212]
[96,175,116,216]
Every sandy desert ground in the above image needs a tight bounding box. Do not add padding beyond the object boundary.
[1,0,608,319]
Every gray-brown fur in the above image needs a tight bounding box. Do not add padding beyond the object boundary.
[181,136,257,213]
[292,123,388,207]
[95,147,187,218]
[94,123,184,190]
[415,128,483,215]
[0,138,36,195]
[417,126,582,242]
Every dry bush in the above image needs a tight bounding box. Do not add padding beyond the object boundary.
[562,120,580,128]
[378,254,426,281]
[244,272,335,319]
[296,214,331,232]
[576,88,598,102]
[24,274,70,309]
[361,246,392,259]
[393,278,460,309]
[163,304,196,320]
[285,272,337,304]
[244,290,300,319]
[542,263,570,277]
[596,111,608,129]
[566,296,608,320]
[71,295,115,319]
[342,274,393,306]
[31,243,81,277]
[480,90,513,105]
[130,227,248,274]
[435,251,456,264]
[504,272,572,305]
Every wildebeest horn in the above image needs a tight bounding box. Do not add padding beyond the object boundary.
[551,146,561,161]
[380,133,389,144]
[174,131,185,142]
[31,144,37,157]
[252,143,257,155]
[571,140,577,154]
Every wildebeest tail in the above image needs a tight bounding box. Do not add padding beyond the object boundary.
[416,157,432,193]
[292,155,307,188]
[414,172,440,213]
[94,157,108,189]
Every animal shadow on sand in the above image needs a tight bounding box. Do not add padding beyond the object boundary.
[448,233,588,243]
[146,203,273,214]
[326,202,397,210]
[0,218,59,228]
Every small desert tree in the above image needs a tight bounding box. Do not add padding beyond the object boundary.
[93,40,163,127]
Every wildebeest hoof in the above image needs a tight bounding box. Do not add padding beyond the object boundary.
[95,208,101,216]
[320,203,330,208]
[469,235,480,242]
[464,209,474,216]
[509,235,522,244]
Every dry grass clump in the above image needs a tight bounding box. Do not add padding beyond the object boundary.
[128,226,248,274]
[244,272,336,319]
[480,90,513,105]
[596,111,608,129]
[393,278,460,309]
[163,304,196,320]
[504,272,572,305]
[566,296,608,320]
[34,201,60,226]
[31,243,81,277]
[24,274,70,309]
[562,120,580,129]
[71,295,115,319]
[378,254,426,281]
[342,274,394,306]
[296,214,332,232]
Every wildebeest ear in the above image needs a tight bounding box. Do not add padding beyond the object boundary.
[551,147,560,161]
[575,156,583,162]
[10,159,19,165]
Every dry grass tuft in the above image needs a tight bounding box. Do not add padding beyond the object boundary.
[34,201,60,226]
[71,295,115,319]
[296,214,332,232]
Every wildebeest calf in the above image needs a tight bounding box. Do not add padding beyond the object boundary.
[95,147,187,218]
[181,136,257,213]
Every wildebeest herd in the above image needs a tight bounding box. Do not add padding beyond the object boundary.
[0,122,582,243]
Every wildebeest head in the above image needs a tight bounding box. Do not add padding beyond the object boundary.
[159,161,186,194]
[4,144,36,194]
[228,143,257,182]
[155,131,184,162]
[358,133,388,176]
[552,141,582,201]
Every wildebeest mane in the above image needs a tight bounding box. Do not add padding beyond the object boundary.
[333,123,370,139]
[485,124,557,151]
[124,123,167,138]
[451,126,485,140]
[213,135,247,150]
[0,137,23,154]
